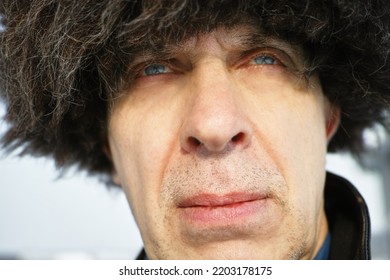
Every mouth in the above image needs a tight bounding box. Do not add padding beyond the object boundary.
[177,192,269,225]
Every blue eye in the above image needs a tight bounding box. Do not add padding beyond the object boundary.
[253,55,277,65]
[143,64,169,76]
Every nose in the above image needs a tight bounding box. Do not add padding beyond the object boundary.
[180,62,253,154]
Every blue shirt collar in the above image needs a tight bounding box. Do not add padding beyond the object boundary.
[314,233,331,260]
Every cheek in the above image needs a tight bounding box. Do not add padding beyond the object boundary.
[244,84,328,211]
[281,109,327,213]
[107,96,181,224]
[107,121,145,219]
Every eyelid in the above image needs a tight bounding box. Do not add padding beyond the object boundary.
[135,57,189,78]
[249,52,282,66]
[134,61,171,77]
[236,47,297,70]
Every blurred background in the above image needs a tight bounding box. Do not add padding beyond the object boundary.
[1,103,390,259]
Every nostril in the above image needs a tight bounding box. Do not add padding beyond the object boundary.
[232,132,245,143]
[182,130,251,153]
[188,136,201,147]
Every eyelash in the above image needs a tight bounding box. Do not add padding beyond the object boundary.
[252,55,277,65]
[135,62,174,78]
[243,49,286,68]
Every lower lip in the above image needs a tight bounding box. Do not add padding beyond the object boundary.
[178,199,268,225]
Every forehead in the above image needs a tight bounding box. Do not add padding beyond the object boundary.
[132,24,305,62]
[175,25,267,53]
[176,25,264,49]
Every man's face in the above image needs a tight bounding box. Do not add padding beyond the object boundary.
[107,25,339,259]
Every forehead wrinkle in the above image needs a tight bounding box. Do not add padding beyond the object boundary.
[130,25,305,69]
[173,25,270,56]
[129,25,267,62]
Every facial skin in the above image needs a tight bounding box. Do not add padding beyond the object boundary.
[107,25,340,259]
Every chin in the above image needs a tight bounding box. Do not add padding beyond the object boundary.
[176,240,281,260]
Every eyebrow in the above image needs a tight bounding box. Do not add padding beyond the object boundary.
[129,25,306,69]
[223,27,306,65]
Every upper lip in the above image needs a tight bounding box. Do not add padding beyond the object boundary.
[177,192,268,208]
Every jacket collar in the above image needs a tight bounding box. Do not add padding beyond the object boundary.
[325,172,371,259]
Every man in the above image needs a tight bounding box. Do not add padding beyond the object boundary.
[0,0,389,259]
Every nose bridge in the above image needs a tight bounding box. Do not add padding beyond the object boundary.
[180,59,252,154]
[191,60,235,117]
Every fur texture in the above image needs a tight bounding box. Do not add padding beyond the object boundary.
[0,0,389,180]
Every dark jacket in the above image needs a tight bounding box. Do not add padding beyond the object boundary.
[325,172,371,259]
[136,172,371,260]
